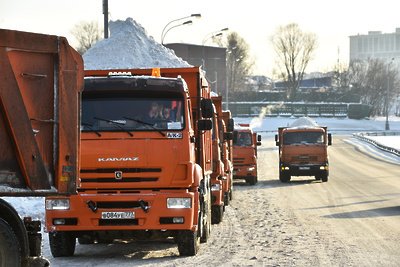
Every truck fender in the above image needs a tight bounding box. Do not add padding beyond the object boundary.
[192,163,203,188]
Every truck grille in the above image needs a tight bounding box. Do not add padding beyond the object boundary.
[291,156,317,162]
[80,168,161,183]
[81,168,161,173]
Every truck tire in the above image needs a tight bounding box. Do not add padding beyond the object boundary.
[0,218,21,267]
[49,231,76,257]
[279,171,290,183]
[211,205,223,224]
[176,230,200,256]
[322,174,328,182]
[247,176,257,185]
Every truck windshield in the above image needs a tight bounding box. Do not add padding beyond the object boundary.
[233,132,252,146]
[283,131,324,145]
[82,91,184,132]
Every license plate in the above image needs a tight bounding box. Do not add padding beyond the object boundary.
[101,211,135,219]
[299,167,310,170]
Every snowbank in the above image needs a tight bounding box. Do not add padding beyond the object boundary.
[289,117,319,127]
[83,18,192,70]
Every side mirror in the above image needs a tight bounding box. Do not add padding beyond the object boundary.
[275,134,280,146]
[258,135,261,142]
[257,141,262,146]
[226,118,234,132]
[201,99,213,118]
[223,132,233,141]
[328,133,332,145]
[197,119,212,131]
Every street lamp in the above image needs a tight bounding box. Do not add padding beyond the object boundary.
[161,20,193,45]
[161,14,201,44]
[202,28,229,45]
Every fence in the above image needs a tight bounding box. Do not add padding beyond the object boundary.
[353,132,400,157]
[225,102,371,119]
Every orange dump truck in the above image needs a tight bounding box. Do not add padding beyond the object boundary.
[232,124,261,185]
[210,95,234,224]
[45,67,213,256]
[0,29,83,266]
[275,118,332,182]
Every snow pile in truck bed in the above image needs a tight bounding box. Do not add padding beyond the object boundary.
[289,117,319,127]
[83,18,192,70]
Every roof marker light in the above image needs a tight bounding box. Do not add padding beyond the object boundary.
[152,68,161,77]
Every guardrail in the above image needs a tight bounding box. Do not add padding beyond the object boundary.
[352,132,400,157]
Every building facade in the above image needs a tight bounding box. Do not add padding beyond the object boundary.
[349,28,400,61]
[165,43,227,96]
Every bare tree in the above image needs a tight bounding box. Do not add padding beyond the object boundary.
[270,23,318,101]
[217,32,254,101]
[348,58,400,116]
[70,21,103,55]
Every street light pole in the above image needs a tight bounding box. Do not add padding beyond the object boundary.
[103,0,108,38]
[386,60,392,130]
[161,14,201,44]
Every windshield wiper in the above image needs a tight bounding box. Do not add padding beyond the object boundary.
[123,116,166,137]
[93,117,133,137]
[82,122,101,137]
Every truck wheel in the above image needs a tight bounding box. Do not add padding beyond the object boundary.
[49,231,76,257]
[279,171,290,183]
[0,218,21,266]
[322,174,328,182]
[176,230,200,256]
[211,205,224,224]
[247,176,257,185]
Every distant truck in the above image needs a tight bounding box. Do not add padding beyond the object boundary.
[45,67,214,257]
[0,29,83,266]
[275,117,332,182]
[232,124,261,185]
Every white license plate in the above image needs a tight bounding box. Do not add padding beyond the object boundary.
[101,211,135,219]
[299,167,310,170]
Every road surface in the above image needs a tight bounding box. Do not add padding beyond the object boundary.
[44,135,400,266]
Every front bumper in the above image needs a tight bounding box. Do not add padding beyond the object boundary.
[45,190,198,232]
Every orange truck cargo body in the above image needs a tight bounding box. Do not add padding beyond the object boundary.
[46,67,213,256]
[0,29,83,266]
[232,124,260,185]
[0,29,83,195]
[209,95,234,223]
[276,126,331,182]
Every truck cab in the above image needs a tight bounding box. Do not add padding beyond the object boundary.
[232,124,261,185]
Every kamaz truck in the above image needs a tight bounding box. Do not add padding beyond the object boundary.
[275,117,332,182]
[45,67,213,256]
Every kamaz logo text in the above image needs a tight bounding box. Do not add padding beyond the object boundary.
[98,157,139,162]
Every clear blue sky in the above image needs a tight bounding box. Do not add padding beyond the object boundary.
[1,0,399,75]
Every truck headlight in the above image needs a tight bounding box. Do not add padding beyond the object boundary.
[247,167,255,171]
[211,183,221,191]
[320,166,328,170]
[167,198,191,209]
[46,199,70,210]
